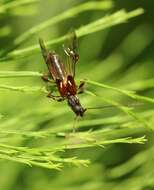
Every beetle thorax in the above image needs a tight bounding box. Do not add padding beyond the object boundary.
[57,75,77,97]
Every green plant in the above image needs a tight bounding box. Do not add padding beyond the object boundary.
[0,1,154,190]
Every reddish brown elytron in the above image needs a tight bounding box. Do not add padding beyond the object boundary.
[39,32,86,117]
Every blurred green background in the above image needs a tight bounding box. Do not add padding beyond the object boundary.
[0,0,154,190]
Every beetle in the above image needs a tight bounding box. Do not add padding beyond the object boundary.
[39,32,86,118]
[39,33,141,132]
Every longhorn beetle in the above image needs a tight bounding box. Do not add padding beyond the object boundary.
[39,32,86,121]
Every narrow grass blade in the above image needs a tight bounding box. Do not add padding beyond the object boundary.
[0,71,42,78]
[14,1,113,46]
[0,8,144,61]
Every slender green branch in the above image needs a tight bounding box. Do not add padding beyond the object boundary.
[76,8,144,36]
[86,79,154,104]
[0,71,43,78]
[1,8,144,61]
[121,78,154,91]
[0,77,152,129]
[58,135,147,149]
[85,90,152,129]
[14,1,113,46]
[0,0,38,13]
[0,84,46,93]
[0,143,89,170]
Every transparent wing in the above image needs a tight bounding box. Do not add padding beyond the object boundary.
[63,31,79,77]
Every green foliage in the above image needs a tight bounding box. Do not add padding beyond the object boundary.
[0,0,154,190]
[1,8,144,60]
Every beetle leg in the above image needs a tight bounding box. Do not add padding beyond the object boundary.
[42,73,54,83]
[72,115,79,133]
[42,74,50,82]
[57,98,65,102]
[77,81,85,94]
[47,92,60,99]
[47,92,64,102]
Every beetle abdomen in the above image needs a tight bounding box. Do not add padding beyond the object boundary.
[67,95,86,117]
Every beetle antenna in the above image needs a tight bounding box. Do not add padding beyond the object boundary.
[86,105,114,110]
[72,115,79,133]
[86,102,143,110]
